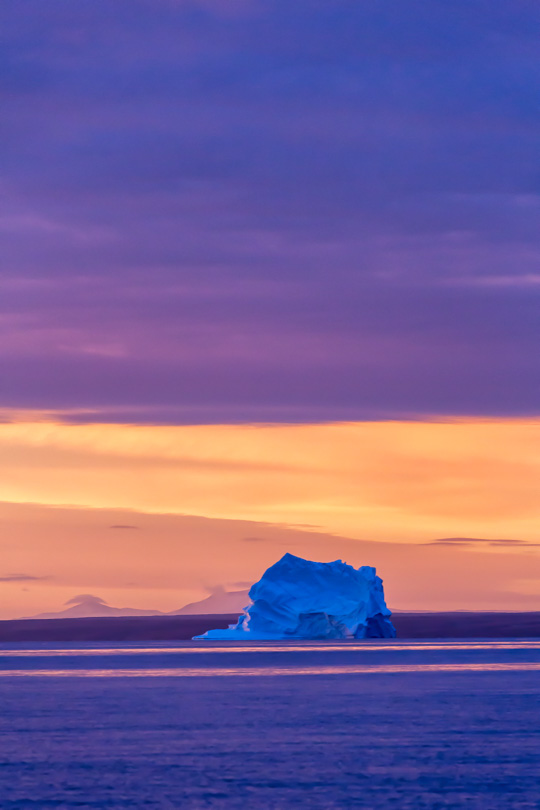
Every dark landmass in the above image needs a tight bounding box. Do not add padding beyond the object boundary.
[0,614,236,642]
[2,612,540,642]
[393,612,540,639]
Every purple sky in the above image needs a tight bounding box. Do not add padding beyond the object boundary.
[2,1,539,423]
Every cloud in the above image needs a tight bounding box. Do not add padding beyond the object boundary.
[109,524,139,530]
[0,573,51,582]
[65,594,107,606]
[428,537,540,548]
[241,534,305,545]
[4,498,540,614]
[0,2,538,421]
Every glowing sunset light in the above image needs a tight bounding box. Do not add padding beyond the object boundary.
[0,415,539,619]
[0,416,538,542]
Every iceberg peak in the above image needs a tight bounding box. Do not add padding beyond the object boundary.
[194,553,395,640]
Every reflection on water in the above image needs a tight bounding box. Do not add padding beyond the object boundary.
[3,662,540,677]
[3,640,540,679]
[3,640,540,810]
[3,640,540,657]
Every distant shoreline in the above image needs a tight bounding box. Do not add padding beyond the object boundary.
[2,612,540,642]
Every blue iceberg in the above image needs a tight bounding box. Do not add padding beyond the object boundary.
[194,553,395,640]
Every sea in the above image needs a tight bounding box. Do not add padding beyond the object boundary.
[1,639,540,809]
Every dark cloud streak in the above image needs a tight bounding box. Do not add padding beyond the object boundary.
[429,538,540,548]
[109,525,139,531]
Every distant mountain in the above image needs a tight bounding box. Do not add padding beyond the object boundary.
[22,588,251,620]
[172,587,250,615]
[25,594,165,620]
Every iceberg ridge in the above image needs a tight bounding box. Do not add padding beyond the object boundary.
[194,553,395,640]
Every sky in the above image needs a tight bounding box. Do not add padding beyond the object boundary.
[1,1,539,617]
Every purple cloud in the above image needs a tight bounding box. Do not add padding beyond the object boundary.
[1,1,539,422]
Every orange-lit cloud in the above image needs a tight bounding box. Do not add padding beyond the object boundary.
[0,414,539,617]
[1,416,538,541]
[2,500,540,620]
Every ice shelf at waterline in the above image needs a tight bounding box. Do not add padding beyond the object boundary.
[194,553,396,640]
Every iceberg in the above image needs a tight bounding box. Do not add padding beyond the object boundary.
[194,553,395,640]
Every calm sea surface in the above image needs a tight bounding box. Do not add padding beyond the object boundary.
[1,640,539,808]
